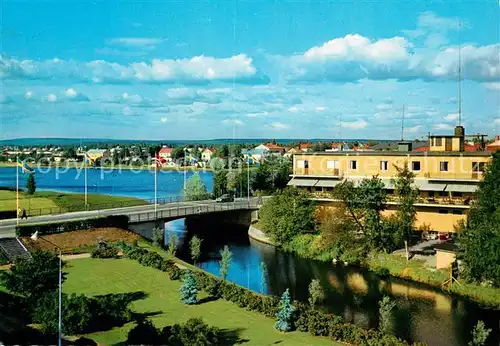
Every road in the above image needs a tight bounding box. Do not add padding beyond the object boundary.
[0,198,260,238]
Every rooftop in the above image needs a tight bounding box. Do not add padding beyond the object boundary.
[292,151,492,157]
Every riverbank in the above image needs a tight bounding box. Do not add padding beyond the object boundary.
[251,223,500,309]
[0,190,147,214]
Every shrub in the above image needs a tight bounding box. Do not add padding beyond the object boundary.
[127,319,160,345]
[161,318,220,346]
[180,270,198,304]
[295,309,343,336]
[308,278,325,308]
[90,247,118,259]
[139,252,164,269]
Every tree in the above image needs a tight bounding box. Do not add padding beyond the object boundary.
[171,146,185,160]
[166,229,179,258]
[25,173,36,195]
[226,170,239,195]
[219,245,232,280]
[209,157,225,170]
[212,168,227,198]
[183,172,210,201]
[391,163,419,245]
[251,164,272,192]
[259,188,316,244]
[308,279,325,309]
[378,296,396,334]
[259,261,268,294]
[468,320,491,346]
[215,145,229,158]
[275,288,295,332]
[460,152,500,286]
[189,235,202,265]
[63,147,77,159]
[127,319,160,345]
[180,270,198,304]
[153,227,164,247]
[1,251,63,302]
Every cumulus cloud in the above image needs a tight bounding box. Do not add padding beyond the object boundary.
[222,119,244,126]
[406,125,423,133]
[434,123,454,130]
[46,94,57,102]
[376,103,393,111]
[315,105,327,111]
[160,116,168,123]
[24,90,33,99]
[0,54,265,85]
[247,111,269,117]
[444,113,459,121]
[288,106,299,112]
[64,88,90,101]
[165,88,223,105]
[280,33,499,83]
[122,106,137,116]
[270,122,289,129]
[341,119,368,129]
[484,83,500,90]
[494,118,500,126]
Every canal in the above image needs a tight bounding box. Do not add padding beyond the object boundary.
[168,217,500,346]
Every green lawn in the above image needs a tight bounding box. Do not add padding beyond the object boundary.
[0,190,147,214]
[64,258,335,346]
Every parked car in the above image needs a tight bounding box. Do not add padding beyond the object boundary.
[216,194,234,203]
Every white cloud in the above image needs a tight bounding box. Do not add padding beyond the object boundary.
[281,31,499,83]
[341,119,368,129]
[247,111,268,117]
[315,105,327,111]
[24,90,33,99]
[222,119,244,126]
[106,37,165,48]
[484,83,500,90]
[62,88,90,101]
[160,116,168,123]
[122,92,143,103]
[270,122,289,130]
[0,54,263,84]
[165,88,223,105]
[288,106,299,112]
[47,94,57,102]
[65,88,77,97]
[406,125,423,133]
[122,106,136,116]
[376,104,392,111]
[494,118,500,126]
[434,123,454,130]
[444,113,459,121]
[416,11,463,32]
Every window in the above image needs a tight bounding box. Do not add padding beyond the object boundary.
[452,191,462,198]
[452,210,464,215]
[327,160,339,169]
[440,161,449,172]
[438,209,448,214]
[296,160,308,168]
[412,161,421,171]
[349,160,357,170]
[436,138,442,146]
[439,191,448,197]
[472,162,486,172]
[380,161,389,171]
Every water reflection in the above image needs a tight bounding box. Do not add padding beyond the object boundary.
[165,218,499,346]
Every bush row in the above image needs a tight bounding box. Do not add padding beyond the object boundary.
[90,247,119,259]
[120,245,425,346]
[16,215,129,236]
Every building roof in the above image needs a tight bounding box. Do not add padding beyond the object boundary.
[87,149,108,154]
[264,143,285,150]
[287,148,303,153]
[294,151,491,157]
[299,142,312,149]
[486,137,500,152]
[372,141,428,151]
[412,143,482,153]
[159,147,173,154]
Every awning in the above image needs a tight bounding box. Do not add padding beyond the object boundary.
[287,178,318,187]
[444,184,477,193]
[415,181,447,191]
[315,179,342,188]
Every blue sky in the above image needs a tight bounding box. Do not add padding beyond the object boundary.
[1,0,499,140]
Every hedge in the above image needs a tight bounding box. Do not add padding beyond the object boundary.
[15,215,129,237]
[117,244,426,346]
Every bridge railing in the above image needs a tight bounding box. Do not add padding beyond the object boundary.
[128,199,260,223]
[22,195,187,218]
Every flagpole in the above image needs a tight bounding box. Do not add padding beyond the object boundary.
[84,159,88,211]
[154,154,158,217]
[16,156,19,225]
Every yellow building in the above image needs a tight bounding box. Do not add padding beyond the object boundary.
[289,126,492,233]
[86,149,110,162]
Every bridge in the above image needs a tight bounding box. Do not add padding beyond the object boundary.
[0,197,263,239]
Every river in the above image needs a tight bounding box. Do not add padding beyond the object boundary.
[0,167,498,345]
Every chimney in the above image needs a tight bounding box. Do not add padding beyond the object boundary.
[496,135,500,141]
[454,125,465,152]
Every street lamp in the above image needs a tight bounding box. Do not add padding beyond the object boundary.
[31,231,62,346]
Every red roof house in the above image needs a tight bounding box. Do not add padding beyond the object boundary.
[486,135,500,152]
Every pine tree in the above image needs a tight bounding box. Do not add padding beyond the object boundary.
[469,320,491,346]
[25,173,36,195]
[275,288,295,332]
[259,261,268,294]
[166,229,178,257]
[308,279,325,309]
[179,270,198,305]
[378,296,396,334]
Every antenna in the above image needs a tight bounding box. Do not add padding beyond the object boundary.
[458,20,462,126]
[339,112,342,151]
[401,105,405,141]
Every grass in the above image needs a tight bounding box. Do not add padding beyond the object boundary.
[64,258,336,346]
[0,190,147,214]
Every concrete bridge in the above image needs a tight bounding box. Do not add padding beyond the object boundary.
[0,198,263,238]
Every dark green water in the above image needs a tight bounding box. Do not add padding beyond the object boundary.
[167,218,499,346]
